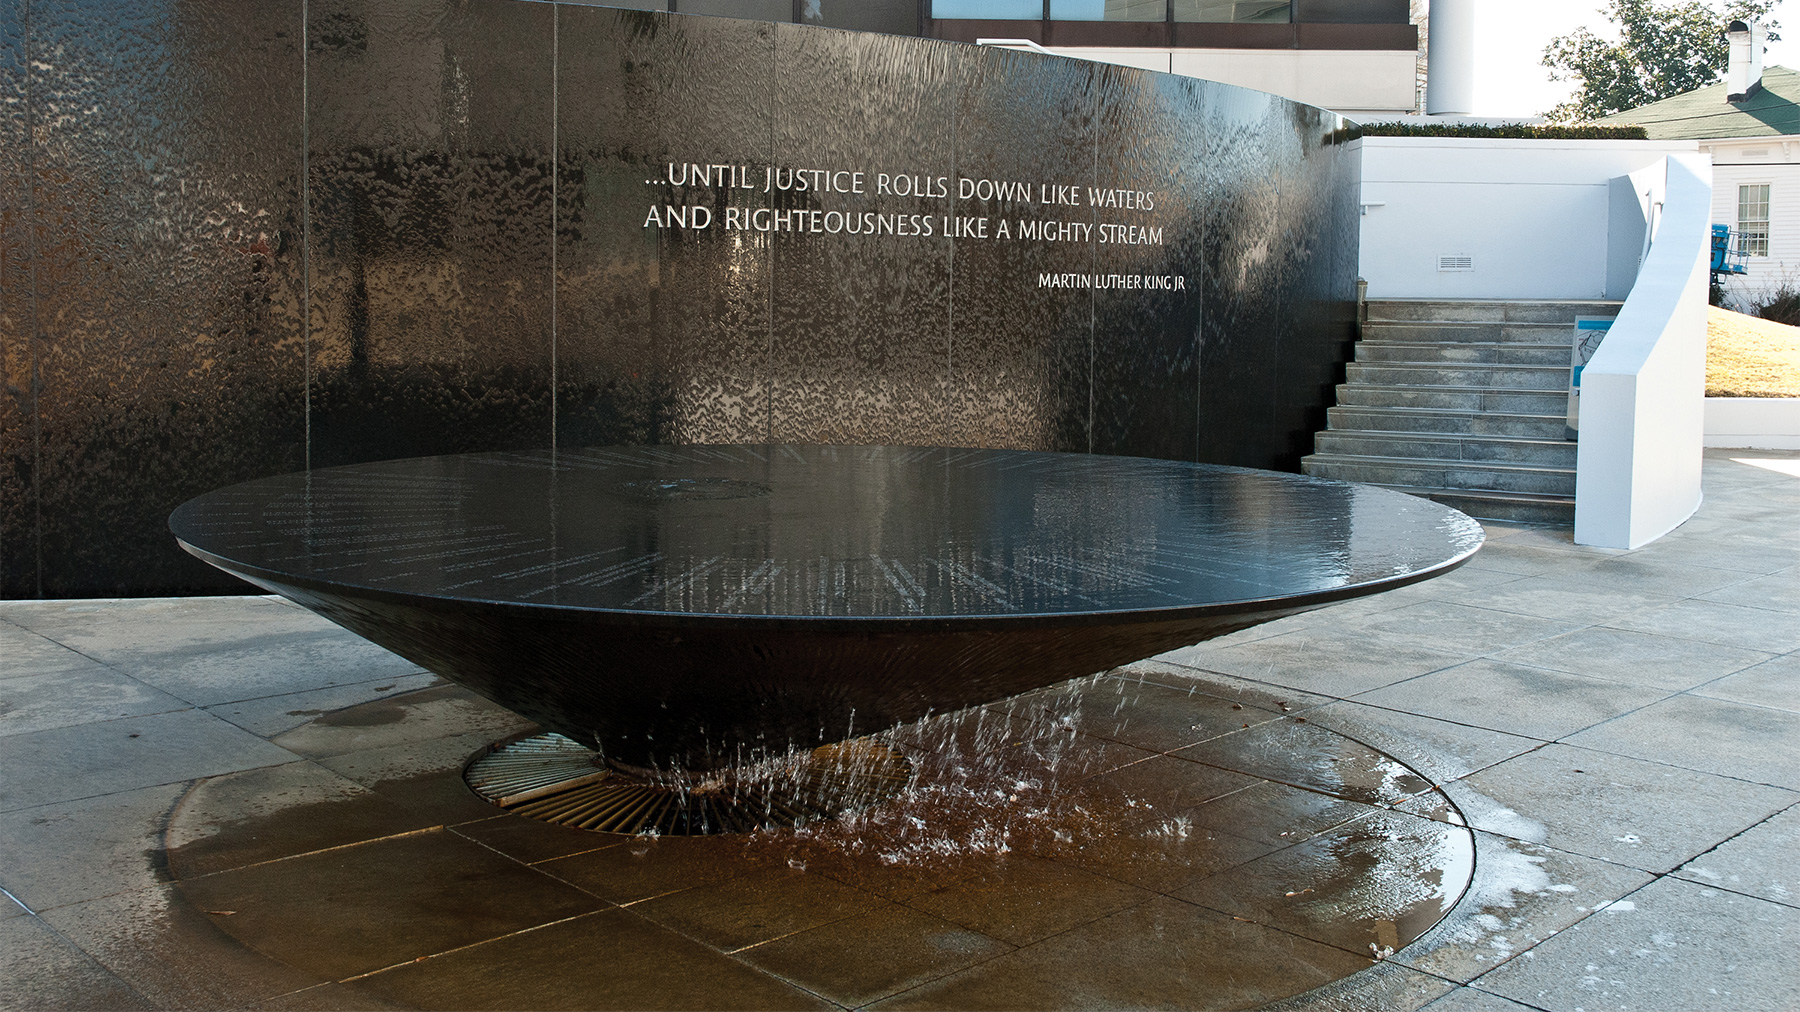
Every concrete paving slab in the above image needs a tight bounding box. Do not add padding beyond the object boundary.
[1477,877,1796,1012]
[447,813,618,866]
[1630,539,1800,576]
[631,865,889,952]
[1171,719,1435,807]
[0,709,298,813]
[1450,580,1686,627]
[203,672,441,738]
[867,896,1372,1011]
[1052,815,1283,897]
[177,828,604,981]
[1,597,424,707]
[351,908,831,1011]
[1479,527,1600,554]
[1603,597,1800,655]
[1297,701,1541,784]
[164,760,440,879]
[272,683,534,761]
[0,915,156,1011]
[1351,660,1671,741]
[1676,804,1800,908]
[312,727,501,789]
[1328,601,1586,657]
[903,855,1154,947]
[0,782,184,912]
[1155,629,1470,698]
[1696,569,1800,613]
[1692,652,1800,713]
[1551,554,1759,599]
[246,982,415,1011]
[1008,675,1294,754]
[1563,693,1800,790]
[1489,625,1774,691]
[1081,754,1262,814]
[737,903,1012,1007]
[36,883,327,1009]
[313,731,529,823]
[1109,661,1337,715]
[1176,809,1474,957]
[1419,988,1543,1011]
[1257,961,1457,1012]
[0,667,190,738]
[1181,781,1374,848]
[534,833,756,906]
[1389,830,1653,984]
[1457,542,1605,578]
[0,620,117,682]
[1455,744,1798,873]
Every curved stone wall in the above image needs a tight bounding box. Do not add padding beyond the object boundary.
[0,1,1358,597]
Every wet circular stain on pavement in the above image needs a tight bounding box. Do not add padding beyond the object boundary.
[162,668,1475,1010]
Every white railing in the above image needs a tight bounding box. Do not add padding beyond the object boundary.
[1574,153,1713,548]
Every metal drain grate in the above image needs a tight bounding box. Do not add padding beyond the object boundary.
[465,733,913,835]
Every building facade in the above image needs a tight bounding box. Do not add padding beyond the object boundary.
[1601,64,1800,311]
[664,0,1422,117]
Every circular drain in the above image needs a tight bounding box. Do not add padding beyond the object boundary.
[464,733,914,835]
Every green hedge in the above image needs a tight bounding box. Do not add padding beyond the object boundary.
[1350,122,1651,140]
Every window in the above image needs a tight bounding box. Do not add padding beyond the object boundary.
[1175,0,1292,21]
[1054,0,1163,19]
[931,0,1042,17]
[934,0,1296,19]
[1739,184,1771,257]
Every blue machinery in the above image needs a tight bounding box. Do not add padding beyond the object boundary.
[1712,223,1751,284]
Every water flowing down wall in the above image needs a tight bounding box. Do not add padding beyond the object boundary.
[0,0,1359,597]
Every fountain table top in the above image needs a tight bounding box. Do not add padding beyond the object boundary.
[171,446,1483,770]
[172,444,1482,623]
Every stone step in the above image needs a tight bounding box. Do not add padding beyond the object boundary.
[1354,341,1572,366]
[1370,485,1577,526]
[1334,383,1569,414]
[1327,406,1567,439]
[1364,299,1623,324]
[1301,453,1577,496]
[1362,321,1590,345]
[1314,430,1577,467]
[1346,362,1571,391]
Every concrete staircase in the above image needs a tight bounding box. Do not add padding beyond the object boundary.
[1302,299,1623,525]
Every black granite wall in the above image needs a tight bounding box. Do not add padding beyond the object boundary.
[0,0,1358,598]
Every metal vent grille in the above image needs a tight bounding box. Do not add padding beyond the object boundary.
[465,733,913,836]
[1436,255,1475,273]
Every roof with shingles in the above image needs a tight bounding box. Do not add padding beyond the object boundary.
[1597,66,1800,138]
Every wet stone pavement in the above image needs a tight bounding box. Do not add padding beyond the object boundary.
[2,449,1798,1011]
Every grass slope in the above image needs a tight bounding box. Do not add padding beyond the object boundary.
[1708,307,1800,398]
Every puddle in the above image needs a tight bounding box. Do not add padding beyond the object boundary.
[159,674,1477,1009]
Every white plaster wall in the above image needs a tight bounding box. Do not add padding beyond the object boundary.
[1700,139,1800,309]
[1705,397,1800,449]
[1575,154,1713,549]
[1047,48,1417,114]
[1358,137,1700,300]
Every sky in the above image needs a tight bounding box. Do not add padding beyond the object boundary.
[1475,0,1798,117]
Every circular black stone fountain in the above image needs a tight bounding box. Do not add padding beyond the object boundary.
[170,444,1483,777]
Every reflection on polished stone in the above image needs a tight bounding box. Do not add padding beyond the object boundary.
[172,445,1481,772]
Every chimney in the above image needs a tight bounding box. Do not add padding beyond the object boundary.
[1426,0,1475,115]
[1728,20,1766,103]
